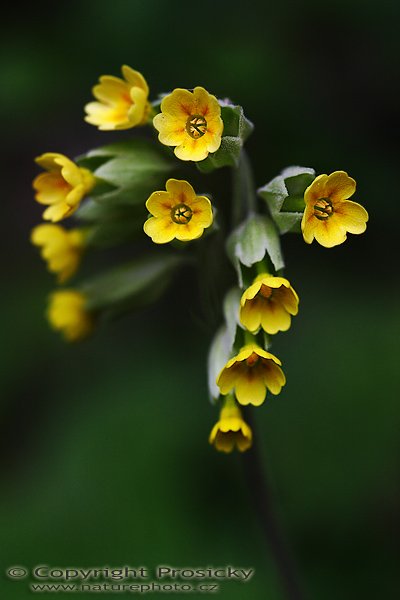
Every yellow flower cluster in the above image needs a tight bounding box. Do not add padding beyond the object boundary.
[32,153,95,342]
[210,271,299,453]
[32,68,225,345]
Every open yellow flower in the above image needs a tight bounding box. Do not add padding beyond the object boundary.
[84,65,150,130]
[153,87,223,161]
[143,179,213,244]
[240,273,299,334]
[301,171,368,248]
[47,290,94,342]
[31,224,86,283]
[209,397,252,453]
[33,153,95,222]
[217,344,285,406]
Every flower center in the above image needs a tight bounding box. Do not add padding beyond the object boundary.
[313,198,334,220]
[246,352,259,367]
[186,115,207,139]
[171,203,193,224]
[259,284,273,299]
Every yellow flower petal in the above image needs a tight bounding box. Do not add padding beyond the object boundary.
[143,215,178,244]
[260,300,291,334]
[313,217,348,248]
[145,191,174,217]
[261,362,286,395]
[47,290,93,342]
[274,286,299,315]
[325,171,356,202]
[174,136,210,162]
[165,178,196,201]
[152,113,185,146]
[304,174,329,204]
[334,200,368,234]
[240,297,263,332]
[216,363,241,394]
[235,371,267,406]
[33,172,71,206]
[122,65,149,95]
[43,202,75,222]
[173,221,204,241]
[160,88,194,119]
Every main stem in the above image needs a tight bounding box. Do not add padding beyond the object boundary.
[242,408,306,600]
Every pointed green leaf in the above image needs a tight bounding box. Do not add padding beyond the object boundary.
[227,214,284,278]
[207,325,233,402]
[81,253,186,316]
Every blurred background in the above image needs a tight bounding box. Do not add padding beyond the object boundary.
[1,0,399,598]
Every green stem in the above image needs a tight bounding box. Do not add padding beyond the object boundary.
[231,149,258,226]
[242,407,306,600]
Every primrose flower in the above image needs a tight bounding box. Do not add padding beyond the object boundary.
[47,290,94,342]
[209,397,252,453]
[217,344,285,406]
[240,274,299,335]
[84,65,150,130]
[31,224,86,283]
[143,179,213,244]
[301,171,368,248]
[33,153,95,222]
[153,87,223,161]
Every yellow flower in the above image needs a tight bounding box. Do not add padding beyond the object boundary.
[47,290,94,342]
[209,398,252,453]
[217,344,285,406]
[143,179,213,244]
[301,171,368,248]
[153,87,223,161]
[240,273,299,334]
[33,153,95,222]
[31,224,86,283]
[84,65,150,130]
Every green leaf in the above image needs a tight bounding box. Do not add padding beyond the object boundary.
[223,287,243,347]
[258,166,315,234]
[86,217,145,248]
[197,103,254,173]
[77,139,173,208]
[227,214,284,282]
[197,136,241,173]
[81,253,186,316]
[207,325,233,402]
[76,198,143,222]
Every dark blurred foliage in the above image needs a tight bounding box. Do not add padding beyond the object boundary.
[1,1,399,598]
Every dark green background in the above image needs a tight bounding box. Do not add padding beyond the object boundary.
[1,1,399,598]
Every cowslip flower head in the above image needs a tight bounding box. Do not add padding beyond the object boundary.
[31,224,86,283]
[33,153,95,222]
[240,273,299,335]
[84,65,150,130]
[301,171,368,248]
[153,87,223,161]
[143,179,213,244]
[209,397,252,453]
[217,344,285,407]
[47,290,94,342]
